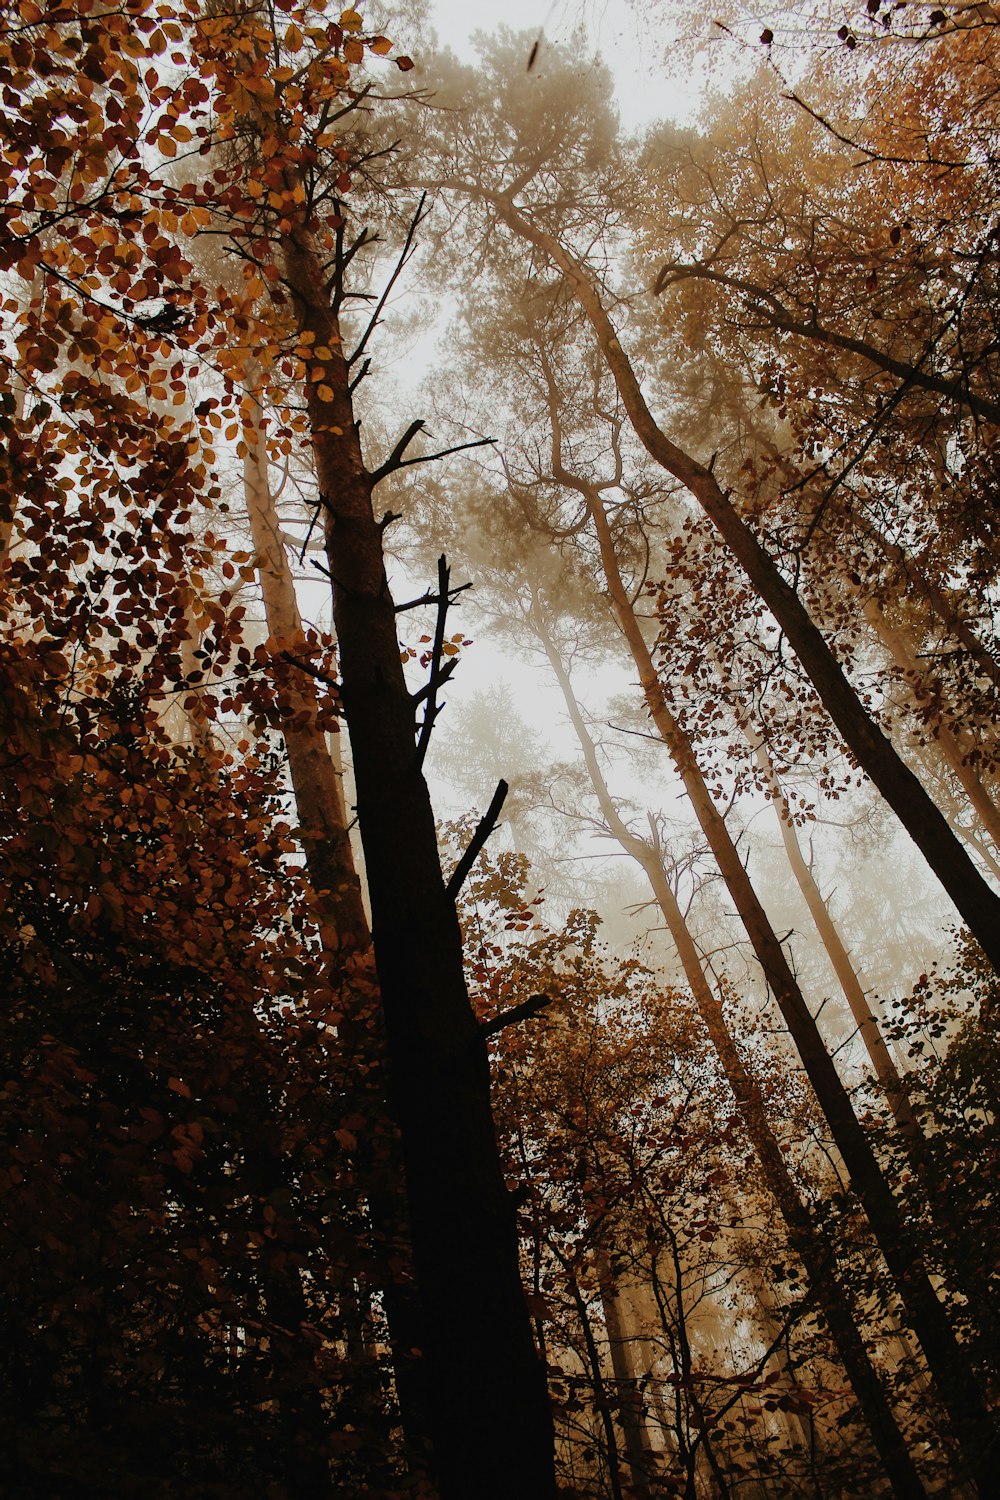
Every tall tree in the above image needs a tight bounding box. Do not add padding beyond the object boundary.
[1,2,559,1491]
[409,32,1000,982]
[197,7,556,1491]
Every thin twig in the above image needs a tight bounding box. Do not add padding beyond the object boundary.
[372,434,497,486]
[297,495,326,564]
[369,419,426,485]
[395,579,474,614]
[280,652,341,695]
[347,191,429,368]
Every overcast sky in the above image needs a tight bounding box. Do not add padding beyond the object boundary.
[423,0,706,132]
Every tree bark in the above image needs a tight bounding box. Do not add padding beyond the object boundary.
[281,225,556,1498]
[596,1253,657,1500]
[241,412,369,951]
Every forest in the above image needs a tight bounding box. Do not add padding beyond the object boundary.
[0,0,998,1494]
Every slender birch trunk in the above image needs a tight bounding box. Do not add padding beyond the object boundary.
[0,281,34,566]
[177,599,217,754]
[596,1254,657,1499]
[241,412,369,951]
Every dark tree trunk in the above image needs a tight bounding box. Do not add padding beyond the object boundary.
[281,228,556,1499]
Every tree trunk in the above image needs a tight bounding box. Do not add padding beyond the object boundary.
[177,598,217,754]
[241,412,369,952]
[241,415,438,1469]
[565,482,996,1495]
[476,190,1000,980]
[530,593,929,1500]
[281,225,556,1498]
[596,1253,657,1500]
[0,281,34,565]
[746,727,920,1140]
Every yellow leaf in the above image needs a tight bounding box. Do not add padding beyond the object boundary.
[284,22,302,50]
[339,8,363,31]
[369,35,392,54]
[316,384,334,402]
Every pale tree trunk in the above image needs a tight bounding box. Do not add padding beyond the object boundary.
[280,224,556,1498]
[239,424,364,1497]
[863,597,1000,854]
[241,412,368,952]
[745,726,920,1140]
[177,598,217,754]
[459,186,1000,980]
[529,590,929,1500]
[0,280,35,566]
[595,1252,657,1500]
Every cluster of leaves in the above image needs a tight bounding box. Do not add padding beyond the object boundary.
[0,624,408,1494]
[457,852,892,1497]
[0,2,422,1493]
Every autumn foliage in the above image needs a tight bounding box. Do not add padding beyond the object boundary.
[2,0,1000,1496]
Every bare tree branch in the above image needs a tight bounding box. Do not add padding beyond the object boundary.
[446,778,510,900]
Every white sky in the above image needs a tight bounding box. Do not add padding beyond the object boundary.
[425,0,707,131]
